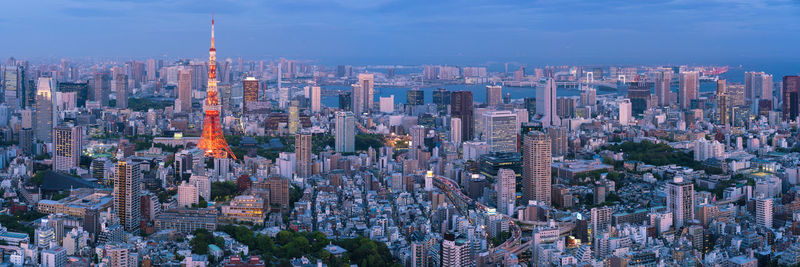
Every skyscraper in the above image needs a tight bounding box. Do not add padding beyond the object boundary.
[618,99,632,126]
[359,73,375,113]
[311,85,321,112]
[3,66,21,110]
[339,92,352,112]
[655,70,672,107]
[115,73,128,109]
[717,79,729,125]
[746,71,773,104]
[114,160,141,232]
[406,90,424,105]
[666,176,694,228]
[92,72,110,107]
[288,101,299,134]
[679,71,699,109]
[545,126,568,157]
[295,132,312,178]
[35,77,55,143]
[242,77,258,114]
[755,196,773,229]
[409,125,426,160]
[484,111,517,153]
[783,76,799,121]
[146,59,157,81]
[451,91,474,141]
[177,69,192,113]
[433,88,451,113]
[351,83,364,115]
[523,131,551,205]
[450,117,462,145]
[626,81,650,115]
[496,168,515,215]
[486,85,502,106]
[536,78,560,127]
[335,111,355,153]
[53,125,82,172]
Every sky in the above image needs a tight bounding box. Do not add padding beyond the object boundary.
[0,0,798,67]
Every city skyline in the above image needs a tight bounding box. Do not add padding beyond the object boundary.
[1,0,798,66]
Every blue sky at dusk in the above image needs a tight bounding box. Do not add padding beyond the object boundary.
[0,0,798,66]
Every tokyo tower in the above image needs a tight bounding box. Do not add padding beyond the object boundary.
[197,16,237,160]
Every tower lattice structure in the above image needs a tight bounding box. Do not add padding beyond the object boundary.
[198,16,237,160]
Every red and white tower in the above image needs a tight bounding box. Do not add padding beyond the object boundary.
[197,16,236,159]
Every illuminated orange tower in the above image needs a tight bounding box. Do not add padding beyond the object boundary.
[198,16,236,159]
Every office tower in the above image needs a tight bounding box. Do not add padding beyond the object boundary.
[717,79,728,125]
[58,82,89,108]
[279,86,289,109]
[523,131,551,205]
[409,125,426,159]
[666,176,694,228]
[92,72,110,107]
[339,92,352,111]
[783,76,800,121]
[441,233,471,267]
[579,87,597,107]
[177,69,192,113]
[655,70,672,107]
[358,73,375,112]
[627,81,650,115]
[351,83,364,115]
[146,59,157,81]
[288,101,299,134]
[335,111,355,153]
[450,117,462,145]
[755,196,773,229]
[242,77,258,113]
[484,111,517,153]
[524,97,536,119]
[591,206,612,235]
[311,85,321,112]
[197,18,237,160]
[433,88,451,113]
[177,181,199,207]
[746,71,774,104]
[295,132,312,178]
[114,160,141,232]
[115,73,128,109]
[486,85,502,106]
[545,126,567,157]
[53,125,82,172]
[556,97,576,118]
[496,168,516,215]
[379,95,394,113]
[451,91,474,141]
[679,71,699,109]
[3,66,21,110]
[536,78,560,127]
[407,90,424,105]
[618,99,632,126]
[35,77,55,143]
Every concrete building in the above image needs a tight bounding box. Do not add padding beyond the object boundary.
[523,131,551,205]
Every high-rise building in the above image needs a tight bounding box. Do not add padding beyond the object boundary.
[53,125,82,172]
[483,111,517,153]
[433,88,451,113]
[618,99,632,126]
[496,168,515,215]
[545,126,568,157]
[717,79,729,125]
[177,181,199,207]
[783,76,799,121]
[591,206,612,236]
[746,71,773,104]
[409,125,426,159]
[339,92,352,111]
[379,95,394,113]
[288,101,299,134]
[679,71,699,109]
[358,73,374,113]
[486,85,502,106]
[351,83,364,115]
[3,66,21,110]
[311,85,321,112]
[666,176,694,228]
[523,131,551,205]
[177,69,192,113]
[451,91,474,141]
[242,77,258,113]
[450,117,462,145]
[627,81,650,115]
[655,70,672,107]
[114,160,141,232]
[556,97,576,119]
[295,131,312,178]
[536,78,560,127]
[115,73,128,109]
[755,196,773,229]
[441,233,471,267]
[35,77,55,143]
[92,72,110,107]
[146,59,157,81]
[406,90,424,105]
[335,111,355,153]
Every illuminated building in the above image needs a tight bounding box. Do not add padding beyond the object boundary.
[483,111,517,153]
[35,77,55,143]
[222,195,265,223]
[53,125,82,172]
[114,160,141,232]
[242,77,259,114]
[335,111,355,153]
